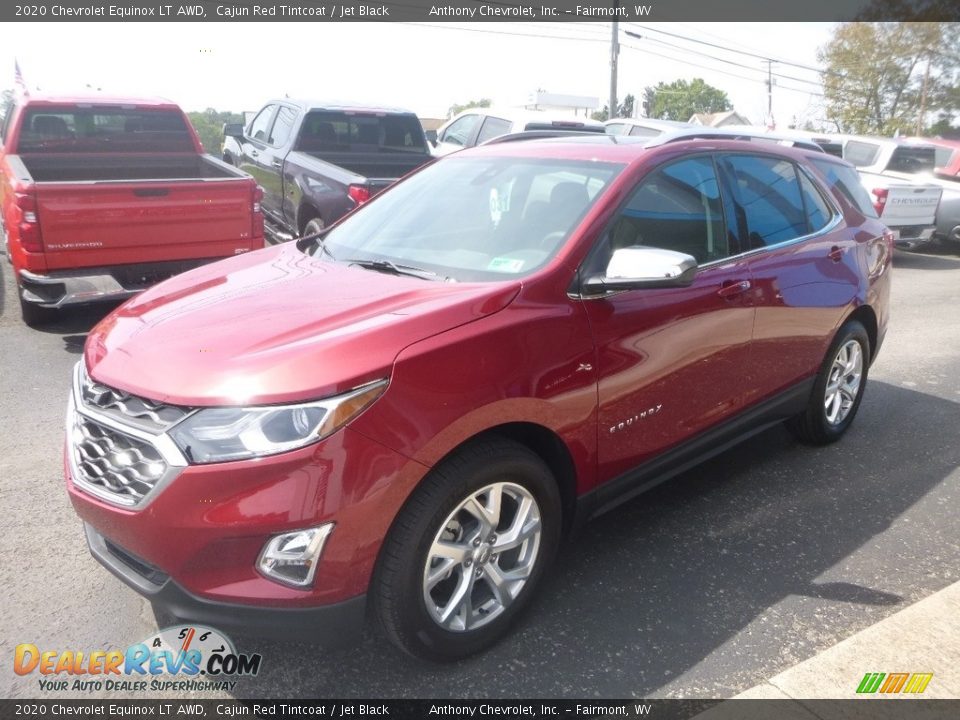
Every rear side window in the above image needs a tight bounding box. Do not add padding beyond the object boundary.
[887,145,935,174]
[722,155,807,247]
[606,156,729,264]
[440,114,480,147]
[297,112,427,154]
[268,106,297,147]
[798,171,835,233]
[18,107,194,153]
[628,125,662,138]
[934,146,955,170]
[476,116,512,144]
[605,123,626,135]
[811,159,879,218]
[843,140,880,168]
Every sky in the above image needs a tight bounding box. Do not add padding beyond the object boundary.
[3,21,837,128]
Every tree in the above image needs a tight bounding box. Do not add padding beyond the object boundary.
[186,108,243,155]
[591,94,636,122]
[447,98,491,119]
[641,78,732,122]
[818,22,960,135]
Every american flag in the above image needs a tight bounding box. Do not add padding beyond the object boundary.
[14,59,28,95]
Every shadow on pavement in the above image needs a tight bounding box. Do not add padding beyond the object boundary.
[209,381,959,699]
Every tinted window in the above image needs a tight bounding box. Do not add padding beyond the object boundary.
[18,108,194,153]
[317,157,622,282]
[247,105,276,142]
[441,114,480,147]
[723,155,807,247]
[887,145,935,174]
[628,125,662,138]
[297,112,427,154]
[811,159,878,218]
[934,146,955,170]
[798,170,835,233]
[476,116,512,144]
[603,156,729,265]
[844,140,880,167]
[268,106,297,146]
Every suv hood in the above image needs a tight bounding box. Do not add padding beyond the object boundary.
[84,245,520,406]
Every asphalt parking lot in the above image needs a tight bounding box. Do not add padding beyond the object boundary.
[1,247,958,700]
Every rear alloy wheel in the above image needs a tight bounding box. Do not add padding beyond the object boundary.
[374,439,561,661]
[788,320,870,445]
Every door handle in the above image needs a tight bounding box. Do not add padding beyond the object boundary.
[717,280,751,298]
[250,150,259,158]
[271,160,282,169]
[828,246,843,263]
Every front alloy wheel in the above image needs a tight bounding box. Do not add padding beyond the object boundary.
[423,482,542,632]
[823,339,863,426]
[374,439,560,661]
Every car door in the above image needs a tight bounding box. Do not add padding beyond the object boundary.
[717,153,859,402]
[580,155,756,482]
[260,104,298,224]
[239,104,278,203]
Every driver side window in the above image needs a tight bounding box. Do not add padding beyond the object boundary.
[587,156,732,277]
[247,105,277,142]
[441,114,480,147]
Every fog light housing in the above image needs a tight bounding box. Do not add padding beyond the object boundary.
[256,524,333,588]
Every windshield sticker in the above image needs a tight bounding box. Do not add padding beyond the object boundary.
[488,257,525,273]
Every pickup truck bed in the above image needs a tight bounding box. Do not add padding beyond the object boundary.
[1,95,265,325]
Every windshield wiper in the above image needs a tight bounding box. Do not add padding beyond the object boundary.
[343,258,452,282]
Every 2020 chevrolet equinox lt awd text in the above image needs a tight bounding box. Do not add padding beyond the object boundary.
[66,134,892,660]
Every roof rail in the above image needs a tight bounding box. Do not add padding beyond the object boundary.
[481,130,617,146]
[649,128,825,153]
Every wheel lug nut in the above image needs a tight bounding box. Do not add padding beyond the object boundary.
[475,568,482,578]
[473,538,481,547]
[465,558,472,567]
[488,535,497,544]
[491,554,498,562]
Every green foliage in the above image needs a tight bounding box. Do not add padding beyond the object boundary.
[447,98,491,119]
[591,94,636,122]
[641,78,732,122]
[819,22,959,135]
[186,108,243,155]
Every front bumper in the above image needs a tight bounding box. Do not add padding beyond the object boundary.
[84,523,366,645]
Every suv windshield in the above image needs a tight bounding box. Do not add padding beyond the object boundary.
[312,156,623,281]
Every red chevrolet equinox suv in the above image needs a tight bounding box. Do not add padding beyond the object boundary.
[66,135,892,660]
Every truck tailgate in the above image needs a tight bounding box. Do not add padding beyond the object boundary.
[35,179,256,271]
[880,184,942,227]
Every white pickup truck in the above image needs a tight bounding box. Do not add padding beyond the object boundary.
[838,137,943,250]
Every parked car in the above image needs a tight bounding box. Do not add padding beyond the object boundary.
[928,137,960,178]
[604,117,690,138]
[66,135,891,661]
[0,93,265,326]
[234,99,433,242]
[432,108,604,156]
[916,137,960,248]
[220,122,243,164]
[835,136,943,250]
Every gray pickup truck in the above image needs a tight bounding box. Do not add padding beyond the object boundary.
[231,100,433,242]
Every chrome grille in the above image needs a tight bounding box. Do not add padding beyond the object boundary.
[72,416,168,504]
[69,363,187,509]
[79,365,191,433]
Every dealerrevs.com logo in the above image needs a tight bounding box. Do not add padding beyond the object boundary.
[14,625,262,693]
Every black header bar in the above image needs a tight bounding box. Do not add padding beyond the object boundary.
[4,0,960,23]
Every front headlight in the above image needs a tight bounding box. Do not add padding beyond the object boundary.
[169,379,387,464]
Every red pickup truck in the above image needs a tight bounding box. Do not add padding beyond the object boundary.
[0,94,264,325]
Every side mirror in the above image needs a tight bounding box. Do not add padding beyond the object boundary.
[583,247,698,295]
[223,122,244,140]
[424,130,438,147]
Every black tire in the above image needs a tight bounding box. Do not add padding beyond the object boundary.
[787,320,870,445]
[373,438,562,661]
[302,217,325,239]
[19,292,56,328]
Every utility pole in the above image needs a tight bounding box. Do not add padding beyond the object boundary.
[766,59,776,129]
[609,5,619,120]
[916,57,931,136]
